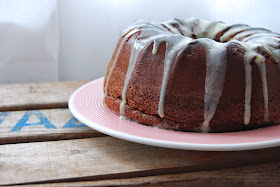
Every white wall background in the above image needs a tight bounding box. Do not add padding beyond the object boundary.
[1,0,280,83]
[0,0,58,83]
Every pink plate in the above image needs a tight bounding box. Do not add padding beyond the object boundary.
[69,77,280,151]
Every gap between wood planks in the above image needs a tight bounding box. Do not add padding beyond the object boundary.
[0,80,108,145]
[10,161,280,186]
[0,108,107,145]
[1,80,280,186]
[0,103,69,112]
[2,136,280,186]
[0,80,89,112]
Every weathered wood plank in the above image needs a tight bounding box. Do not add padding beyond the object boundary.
[0,109,103,144]
[0,80,88,111]
[1,136,280,186]
[17,162,280,186]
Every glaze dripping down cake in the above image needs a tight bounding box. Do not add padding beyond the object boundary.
[103,18,280,133]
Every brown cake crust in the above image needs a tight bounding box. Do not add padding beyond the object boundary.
[104,26,280,133]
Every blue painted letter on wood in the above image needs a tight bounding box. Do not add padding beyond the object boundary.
[0,112,8,125]
[63,117,86,128]
[11,110,56,131]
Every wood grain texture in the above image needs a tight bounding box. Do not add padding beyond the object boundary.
[1,136,280,186]
[0,80,88,111]
[0,109,103,144]
[16,162,280,186]
[1,80,280,186]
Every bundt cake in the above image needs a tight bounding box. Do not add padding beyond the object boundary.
[103,18,280,133]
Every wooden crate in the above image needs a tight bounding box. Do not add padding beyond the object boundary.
[1,80,280,186]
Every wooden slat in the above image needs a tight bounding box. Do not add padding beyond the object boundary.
[1,136,280,186]
[18,162,280,186]
[0,109,103,144]
[0,80,88,111]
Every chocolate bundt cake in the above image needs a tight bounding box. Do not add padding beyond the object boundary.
[103,18,280,133]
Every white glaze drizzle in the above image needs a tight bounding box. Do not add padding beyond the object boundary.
[257,62,269,122]
[107,18,280,132]
[104,29,139,96]
[156,35,193,117]
[119,28,173,117]
[244,34,280,42]
[197,39,227,132]
[203,21,227,39]
[120,40,141,116]
[220,25,249,42]
[233,29,270,41]
[243,53,253,125]
[235,41,269,124]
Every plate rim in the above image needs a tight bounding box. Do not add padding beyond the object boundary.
[68,77,280,151]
